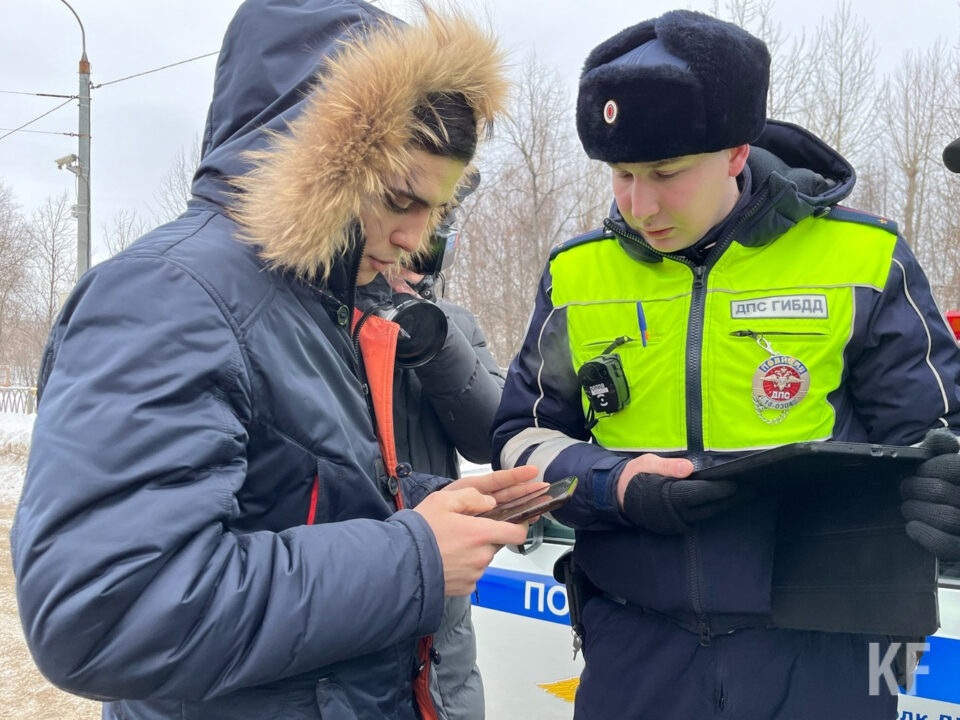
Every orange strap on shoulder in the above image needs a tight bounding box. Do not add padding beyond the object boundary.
[353,308,403,509]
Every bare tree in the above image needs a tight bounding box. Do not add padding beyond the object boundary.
[3,307,48,386]
[0,180,29,351]
[927,169,960,311]
[850,153,893,220]
[714,0,812,121]
[568,159,614,237]
[103,208,150,257]
[878,42,951,256]
[799,1,880,163]
[149,135,201,225]
[28,193,76,332]
[912,42,960,310]
[446,54,609,364]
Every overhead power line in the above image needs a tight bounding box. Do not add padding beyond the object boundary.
[0,50,220,105]
[0,98,75,143]
[0,50,219,142]
[93,51,219,89]
[0,90,74,98]
[0,128,77,137]
[1,49,219,101]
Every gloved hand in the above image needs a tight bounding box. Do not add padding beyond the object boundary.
[901,428,960,560]
[621,472,739,535]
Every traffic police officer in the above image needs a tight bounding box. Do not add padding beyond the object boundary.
[493,10,960,719]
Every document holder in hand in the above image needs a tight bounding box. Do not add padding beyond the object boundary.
[692,441,939,636]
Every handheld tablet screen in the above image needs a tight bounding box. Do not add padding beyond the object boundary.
[477,476,578,523]
[690,440,932,487]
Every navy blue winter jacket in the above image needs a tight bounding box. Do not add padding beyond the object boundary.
[10,1,505,718]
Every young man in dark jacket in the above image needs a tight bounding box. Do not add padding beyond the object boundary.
[11,2,538,719]
[493,9,960,719]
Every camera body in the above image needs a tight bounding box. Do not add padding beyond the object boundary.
[55,154,79,170]
[577,353,630,415]
[371,294,448,368]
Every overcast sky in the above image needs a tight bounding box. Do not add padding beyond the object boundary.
[1,0,956,263]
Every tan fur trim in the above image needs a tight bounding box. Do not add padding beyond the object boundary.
[231,6,508,282]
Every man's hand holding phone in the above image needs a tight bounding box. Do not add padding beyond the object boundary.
[415,465,541,596]
[477,475,578,523]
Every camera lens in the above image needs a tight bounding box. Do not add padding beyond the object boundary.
[393,298,448,368]
[579,363,601,383]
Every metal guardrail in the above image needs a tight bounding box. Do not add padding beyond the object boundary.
[0,387,36,414]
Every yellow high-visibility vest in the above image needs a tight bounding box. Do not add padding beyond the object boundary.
[549,215,897,452]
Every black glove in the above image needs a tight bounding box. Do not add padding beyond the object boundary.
[621,473,738,535]
[901,428,960,560]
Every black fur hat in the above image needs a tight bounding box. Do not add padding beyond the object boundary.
[576,10,770,163]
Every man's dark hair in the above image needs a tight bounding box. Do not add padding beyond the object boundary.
[412,92,478,162]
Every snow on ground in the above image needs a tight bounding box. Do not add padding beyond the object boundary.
[0,463,26,505]
[0,412,33,503]
[0,412,33,456]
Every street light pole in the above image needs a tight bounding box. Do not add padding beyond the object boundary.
[59,0,91,279]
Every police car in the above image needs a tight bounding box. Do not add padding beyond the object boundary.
[469,486,960,720]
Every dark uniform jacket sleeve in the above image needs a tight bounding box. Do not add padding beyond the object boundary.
[843,237,960,443]
[492,265,631,530]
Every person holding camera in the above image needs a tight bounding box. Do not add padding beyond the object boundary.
[11,3,539,719]
[493,9,960,719]
[355,188,504,720]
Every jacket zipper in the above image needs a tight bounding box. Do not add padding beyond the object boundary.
[339,232,379,428]
[601,221,709,457]
[605,188,770,642]
[350,304,377,406]
[605,187,770,453]
[687,265,707,456]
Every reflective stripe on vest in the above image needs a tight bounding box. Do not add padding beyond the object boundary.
[549,215,897,452]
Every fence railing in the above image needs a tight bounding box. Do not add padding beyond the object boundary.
[0,387,36,414]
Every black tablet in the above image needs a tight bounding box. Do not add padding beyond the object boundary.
[689,440,940,636]
[690,440,932,486]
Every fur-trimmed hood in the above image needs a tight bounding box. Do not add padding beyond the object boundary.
[192,0,508,283]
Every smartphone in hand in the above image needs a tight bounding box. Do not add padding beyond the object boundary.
[477,476,578,523]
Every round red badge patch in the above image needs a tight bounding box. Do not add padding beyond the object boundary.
[752,355,810,411]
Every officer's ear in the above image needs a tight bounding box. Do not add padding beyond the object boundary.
[727,144,750,177]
